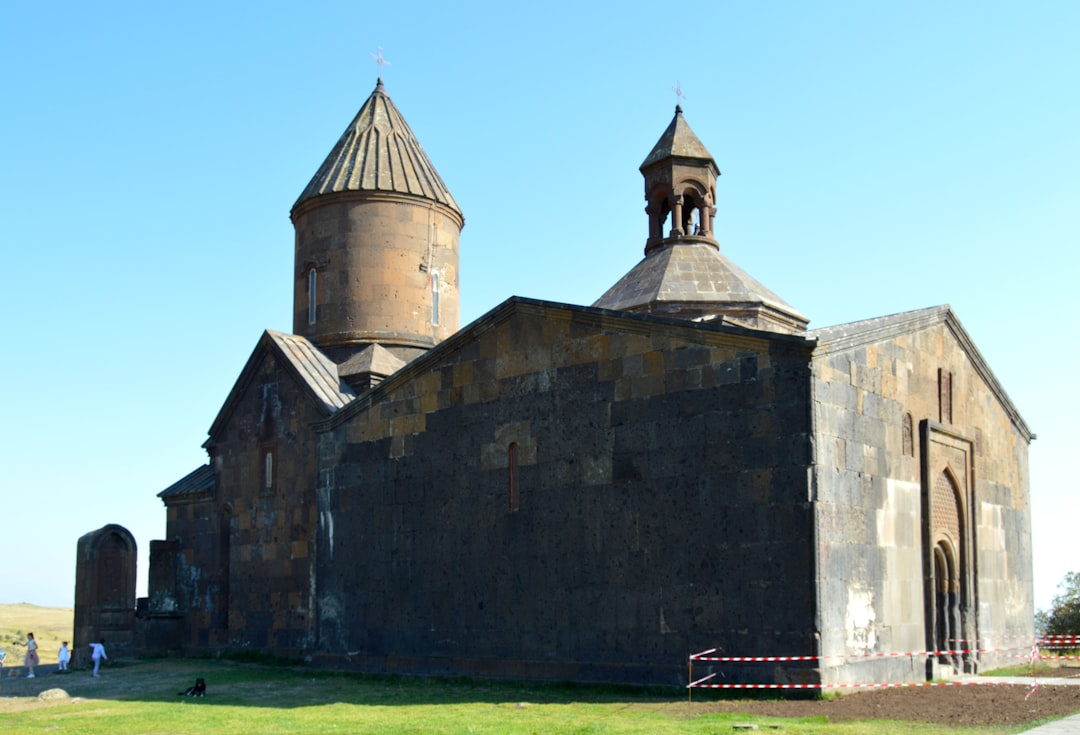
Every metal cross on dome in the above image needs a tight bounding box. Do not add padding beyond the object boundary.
[371,47,391,77]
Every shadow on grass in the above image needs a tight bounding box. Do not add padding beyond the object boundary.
[0,657,812,710]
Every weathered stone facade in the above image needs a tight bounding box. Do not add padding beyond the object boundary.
[153,331,352,655]
[810,309,1033,684]
[76,80,1035,687]
[312,299,815,682]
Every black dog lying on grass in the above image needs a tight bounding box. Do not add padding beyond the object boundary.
[178,677,206,697]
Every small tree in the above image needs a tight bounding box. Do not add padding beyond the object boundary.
[1043,572,1080,645]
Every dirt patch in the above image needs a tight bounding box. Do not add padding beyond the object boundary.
[679,684,1080,728]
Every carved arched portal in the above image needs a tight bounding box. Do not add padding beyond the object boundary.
[921,420,978,678]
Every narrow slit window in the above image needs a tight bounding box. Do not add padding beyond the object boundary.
[508,442,519,512]
[938,369,953,424]
[307,269,317,325]
[264,451,273,489]
[431,272,440,326]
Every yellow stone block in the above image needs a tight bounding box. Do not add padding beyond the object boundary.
[453,361,473,387]
[642,351,664,376]
[359,418,391,442]
[391,413,425,436]
[419,390,438,413]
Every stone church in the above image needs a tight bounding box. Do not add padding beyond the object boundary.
[75,79,1035,686]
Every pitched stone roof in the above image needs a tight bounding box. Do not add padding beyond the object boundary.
[315,295,813,433]
[592,242,809,333]
[337,343,406,382]
[640,105,716,169]
[265,330,356,412]
[158,464,214,500]
[206,331,356,442]
[809,305,950,349]
[293,79,460,215]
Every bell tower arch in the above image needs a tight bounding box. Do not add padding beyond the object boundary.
[640,105,719,254]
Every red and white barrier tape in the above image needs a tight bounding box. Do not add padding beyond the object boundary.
[948,635,1079,643]
[689,680,1039,690]
[692,646,1024,663]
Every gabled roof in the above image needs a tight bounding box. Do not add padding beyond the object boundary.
[315,296,813,432]
[810,305,1034,442]
[640,106,717,170]
[266,330,356,411]
[292,79,460,216]
[592,241,808,333]
[207,330,356,441]
[158,464,214,501]
[810,305,949,348]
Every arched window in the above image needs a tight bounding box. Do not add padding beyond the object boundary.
[307,268,317,325]
[508,442,519,512]
[902,412,914,457]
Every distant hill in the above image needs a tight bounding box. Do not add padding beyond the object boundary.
[0,603,74,666]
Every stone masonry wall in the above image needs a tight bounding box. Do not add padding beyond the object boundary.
[161,494,216,645]
[314,300,816,685]
[175,350,322,654]
[811,314,1033,684]
[292,195,462,357]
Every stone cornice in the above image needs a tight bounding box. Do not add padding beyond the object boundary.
[289,189,464,230]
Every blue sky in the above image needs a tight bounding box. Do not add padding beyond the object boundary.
[1,1,1075,619]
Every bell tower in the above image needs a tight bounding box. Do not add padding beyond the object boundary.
[290,79,464,364]
[640,104,719,253]
[593,106,808,334]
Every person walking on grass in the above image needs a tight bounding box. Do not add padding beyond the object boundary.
[19,632,40,678]
[57,641,70,672]
[89,639,107,676]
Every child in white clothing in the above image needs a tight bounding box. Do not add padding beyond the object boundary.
[58,641,71,672]
[90,639,107,676]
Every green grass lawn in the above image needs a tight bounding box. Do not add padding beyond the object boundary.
[0,606,1059,734]
[0,659,1039,735]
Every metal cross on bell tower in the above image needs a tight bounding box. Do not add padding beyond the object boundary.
[673,80,687,109]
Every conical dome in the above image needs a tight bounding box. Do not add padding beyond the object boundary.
[293,79,460,216]
[290,80,464,362]
[640,104,716,170]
